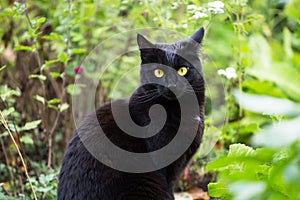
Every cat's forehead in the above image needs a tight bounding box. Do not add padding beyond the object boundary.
[156,40,189,52]
[156,39,199,57]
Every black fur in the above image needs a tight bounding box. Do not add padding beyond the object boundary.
[58,27,205,200]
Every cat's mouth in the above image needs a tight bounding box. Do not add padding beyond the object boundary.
[160,88,185,100]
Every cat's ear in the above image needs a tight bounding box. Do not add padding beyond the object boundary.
[190,27,205,44]
[137,34,154,49]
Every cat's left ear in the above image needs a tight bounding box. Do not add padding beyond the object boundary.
[137,34,154,49]
[190,27,205,44]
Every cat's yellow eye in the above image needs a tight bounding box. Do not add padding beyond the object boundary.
[178,67,188,76]
[154,69,164,78]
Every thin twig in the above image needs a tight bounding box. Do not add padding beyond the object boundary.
[23,0,34,29]
[0,111,37,200]
[47,0,72,168]
[0,135,16,197]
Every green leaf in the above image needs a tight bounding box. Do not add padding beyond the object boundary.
[0,65,6,72]
[248,35,300,100]
[2,107,15,117]
[33,17,46,29]
[284,27,293,58]
[0,7,18,17]
[47,98,60,105]
[228,143,256,157]
[252,117,300,147]
[71,48,87,54]
[285,0,300,23]
[14,45,35,52]
[283,160,300,186]
[198,126,221,157]
[20,120,41,131]
[45,59,60,66]
[29,74,47,81]
[20,135,34,145]
[34,95,45,105]
[59,103,69,112]
[208,181,231,200]
[49,72,61,78]
[42,33,63,41]
[234,90,300,116]
[229,181,266,200]
[66,84,82,96]
[48,104,59,111]
[0,85,21,101]
[41,59,60,71]
[59,52,69,65]
[0,192,15,200]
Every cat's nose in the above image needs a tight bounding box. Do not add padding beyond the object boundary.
[167,84,176,90]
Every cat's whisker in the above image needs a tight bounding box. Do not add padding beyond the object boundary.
[184,89,205,93]
[135,94,160,104]
[135,91,158,99]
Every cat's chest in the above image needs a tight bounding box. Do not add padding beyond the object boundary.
[149,110,201,133]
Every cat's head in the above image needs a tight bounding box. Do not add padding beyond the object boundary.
[137,27,205,100]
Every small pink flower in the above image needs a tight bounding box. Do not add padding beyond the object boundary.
[73,66,84,74]
[183,167,191,183]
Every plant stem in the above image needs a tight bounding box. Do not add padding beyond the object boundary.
[47,0,72,168]
[0,111,37,200]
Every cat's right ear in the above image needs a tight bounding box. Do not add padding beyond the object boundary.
[190,27,205,44]
[137,34,154,49]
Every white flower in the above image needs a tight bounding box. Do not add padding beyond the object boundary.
[192,11,208,19]
[208,7,224,14]
[208,1,225,14]
[208,1,224,9]
[182,24,188,28]
[217,67,237,79]
[171,2,179,9]
[187,4,198,10]
[217,69,226,76]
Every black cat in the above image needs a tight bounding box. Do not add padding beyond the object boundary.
[58,27,205,200]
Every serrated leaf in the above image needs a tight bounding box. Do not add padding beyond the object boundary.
[20,120,41,131]
[29,74,47,81]
[228,144,256,157]
[34,95,45,105]
[208,181,231,200]
[59,103,69,112]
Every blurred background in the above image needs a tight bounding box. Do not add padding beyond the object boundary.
[0,0,300,199]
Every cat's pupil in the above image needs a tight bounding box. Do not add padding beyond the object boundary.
[178,67,188,76]
[154,68,164,78]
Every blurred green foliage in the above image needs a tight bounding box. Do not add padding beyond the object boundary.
[0,0,300,199]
